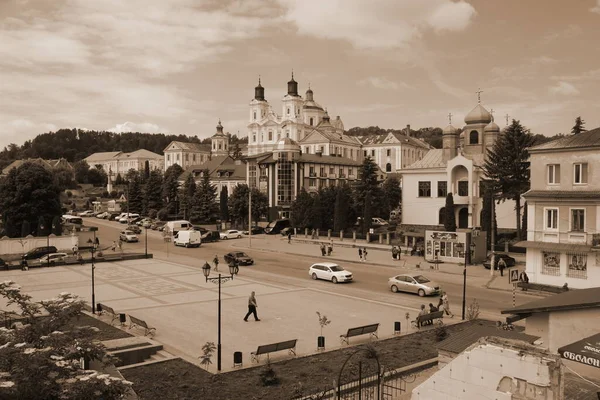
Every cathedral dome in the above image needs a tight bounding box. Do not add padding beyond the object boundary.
[443,124,458,135]
[275,137,300,152]
[464,104,492,125]
[484,120,500,133]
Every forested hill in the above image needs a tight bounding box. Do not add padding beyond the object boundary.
[346,126,444,148]
[0,129,247,170]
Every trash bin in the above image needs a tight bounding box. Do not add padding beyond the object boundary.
[317,336,325,349]
[394,321,401,335]
[233,351,243,367]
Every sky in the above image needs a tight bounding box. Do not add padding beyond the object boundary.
[1,0,599,148]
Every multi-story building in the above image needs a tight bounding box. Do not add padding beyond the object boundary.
[519,127,600,289]
[84,149,163,178]
[178,155,246,200]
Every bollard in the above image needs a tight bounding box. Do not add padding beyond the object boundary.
[394,321,401,335]
[353,231,356,242]
[379,233,383,244]
[305,228,309,238]
[316,229,319,238]
[366,233,370,242]
[233,351,243,367]
[327,229,331,239]
[340,230,344,241]
[386,232,390,245]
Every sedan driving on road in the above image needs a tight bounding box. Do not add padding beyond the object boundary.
[309,262,353,284]
[119,230,139,243]
[220,230,242,240]
[388,274,440,297]
[224,252,254,266]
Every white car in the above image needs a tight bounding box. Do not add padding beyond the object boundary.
[220,229,242,240]
[38,252,68,266]
[96,212,109,219]
[119,230,139,243]
[309,262,353,284]
[78,210,94,217]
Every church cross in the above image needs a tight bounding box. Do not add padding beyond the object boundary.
[490,108,494,121]
[476,87,483,104]
[505,113,510,125]
[448,112,453,125]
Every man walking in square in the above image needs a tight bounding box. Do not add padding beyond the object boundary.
[243,291,260,322]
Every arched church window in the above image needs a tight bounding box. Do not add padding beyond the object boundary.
[253,111,256,120]
[386,163,392,172]
[287,108,290,115]
[469,130,478,145]
[252,134,256,142]
[268,131,273,141]
[310,117,313,126]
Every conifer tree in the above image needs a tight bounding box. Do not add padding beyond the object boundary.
[162,164,184,215]
[52,215,62,236]
[220,186,229,222]
[444,193,456,232]
[143,169,163,217]
[571,116,587,134]
[190,170,217,223]
[127,176,143,214]
[291,188,313,229]
[179,173,196,220]
[362,190,373,235]
[333,185,351,232]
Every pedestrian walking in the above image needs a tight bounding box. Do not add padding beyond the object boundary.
[287,231,292,244]
[118,239,123,252]
[519,270,529,291]
[243,291,260,322]
[327,243,333,256]
[441,292,454,318]
[358,248,363,261]
[392,246,398,260]
[111,241,116,252]
[363,248,368,262]
[95,237,100,246]
[213,255,219,272]
[320,243,326,256]
[72,244,78,257]
[498,257,506,277]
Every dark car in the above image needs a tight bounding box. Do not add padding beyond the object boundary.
[151,221,165,230]
[0,258,7,270]
[108,213,121,221]
[193,226,209,234]
[201,230,220,243]
[483,253,516,270]
[243,226,264,235]
[264,219,291,235]
[224,251,254,266]
[127,225,142,234]
[22,246,58,265]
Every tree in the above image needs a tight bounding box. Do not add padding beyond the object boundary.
[115,173,124,186]
[0,281,132,398]
[229,185,268,228]
[127,176,143,214]
[52,215,62,236]
[362,191,373,235]
[444,193,456,232]
[318,186,337,230]
[37,216,46,236]
[521,201,528,239]
[355,156,379,207]
[87,167,107,186]
[143,160,150,182]
[382,176,402,216]
[231,143,243,160]
[571,116,587,134]
[190,170,217,223]
[482,120,535,240]
[54,166,76,191]
[21,220,31,237]
[179,173,196,221]
[333,185,352,232]
[162,164,184,215]
[291,188,314,229]
[143,169,163,216]
[0,162,62,238]
[220,186,229,221]
[124,168,139,184]
[480,186,497,250]
[307,192,324,230]
[72,160,90,184]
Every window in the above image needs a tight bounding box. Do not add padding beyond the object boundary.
[571,209,585,232]
[350,149,354,159]
[319,167,325,177]
[542,251,561,276]
[349,168,353,176]
[329,167,334,174]
[438,181,447,197]
[268,131,273,141]
[418,181,431,197]
[185,154,189,161]
[309,166,315,175]
[309,178,316,187]
[438,207,446,225]
[371,150,375,157]
[364,150,367,157]
[574,163,588,184]
[167,155,170,161]
[387,149,391,157]
[547,164,560,184]
[469,130,478,144]
[386,163,392,172]
[339,168,343,176]
[176,154,180,161]
[309,117,313,126]
[253,111,256,120]
[458,181,469,196]
[193,154,196,162]
[253,134,256,142]
[218,144,222,150]
[545,208,558,230]
[567,253,587,279]
[287,107,290,115]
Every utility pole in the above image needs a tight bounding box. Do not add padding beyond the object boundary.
[248,188,252,248]
[490,195,495,277]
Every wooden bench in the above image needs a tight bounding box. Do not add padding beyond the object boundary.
[97,303,121,325]
[340,323,379,345]
[517,282,569,294]
[412,310,444,329]
[251,339,297,363]
[128,315,156,337]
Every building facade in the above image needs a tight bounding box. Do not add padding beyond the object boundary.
[84,149,163,179]
[519,127,600,289]
[178,155,246,198]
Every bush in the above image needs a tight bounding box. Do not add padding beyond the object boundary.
[157,208,169,221]
[259,361,280,386]
[102,191,109,198]
[66,191,73,198]
[148,209,158,219]
[466,299,480,321]
[109,190,117,198]
[89,196,97,202]
[435,324,448,342]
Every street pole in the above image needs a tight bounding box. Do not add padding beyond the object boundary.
[145,226,148,259]
[490,196,495,277]
[91,229,96,314]
[248,188,252,249]
[461,232,470,321]
[217,274,222,372]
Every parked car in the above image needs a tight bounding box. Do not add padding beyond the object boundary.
[193,226,209,234]
[224,251,254,265]
[483,253,516,270]
[96,212,110,219]
[388,274,440,297]
[118,213,140,223]
[78,210,95,217]
[127,225,142,234]
[220,229,242,240]
[136,218,153,227]
[108,212,121,221]
[309,262,353,284]
[264,219,291,234]
[151,221,165,230]
[201,230,220,243]
[165,220,193,235]
[38,252,68,266]
[22,246,58,265]
[0,258,7,269]
[119,230,138,243]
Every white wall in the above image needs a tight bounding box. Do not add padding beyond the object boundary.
[0,235,78,256]
[402,170,446,226]
[525,248,600,289]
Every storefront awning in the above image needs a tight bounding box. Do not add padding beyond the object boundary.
[558,333,600,369]
[514,241,592,253]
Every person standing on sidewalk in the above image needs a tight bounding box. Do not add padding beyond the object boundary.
[363,248,368,262]
[441,292,454,318]
[358,247,363,261]
[243,291,260,322]
[392,246,398,260]
[320,243,326,256]
[213,255,219,272]
[498,257,506,277]
[287,230,292,244]
[519,270,529,291]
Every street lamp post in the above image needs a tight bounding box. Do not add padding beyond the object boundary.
[87,227,98,314]
[461,233,475,321]
[202,262,238,372]
[145,226,148,259]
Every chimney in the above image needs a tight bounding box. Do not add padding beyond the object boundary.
[406,124,411,137]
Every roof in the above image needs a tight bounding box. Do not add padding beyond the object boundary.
[514,240,592,253]
[163,141,211,153]
[529,127,600,152]
[357,133,430,149]
[403,149,445,169]
[464,104,492,124]
[564,373,600,400]
[558,332,600,369]
[115,149,162,159]
[524,190,600,200]
[179,156,246,181]
[437,320,539,354]
[501,287,600,315]
[85,151,121,162]
[311,262,339,268]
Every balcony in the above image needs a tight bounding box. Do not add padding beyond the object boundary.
[329,173,337,178]
[320,173,327,178]
[309,172,317,177]
[339,173,346,178]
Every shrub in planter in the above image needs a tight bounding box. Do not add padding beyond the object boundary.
[259,361,280,386]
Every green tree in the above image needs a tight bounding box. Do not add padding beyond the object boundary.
[115,173,124,186]
[0,162,62,238]
[291,188,314,229]
[53,166,76,191]
[444,193,456,232]
[124,168,139,184]
[72,160,89,184]
[355,156,379,208]
[162,164,184,215]
[228,185,268,228]
[480,186,497,250]
[319,186,337,230]
[143,169,163,216]
[190,170,217,223]
[571,116,587,134]
[220,186,229,221]
[127,176,143,214]
[37,216,46,236]
[179,173,196,221]
[52,215,62,236]
[333,185,352,232]
[143,160,150,182]
[482,119,535,240]
[21,220,31,237]
[521,201,528,239]
[362,190,373,235]
[382,176,402,216]
[87,167,107,186]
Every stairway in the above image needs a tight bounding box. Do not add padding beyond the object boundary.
[102,337,178,370]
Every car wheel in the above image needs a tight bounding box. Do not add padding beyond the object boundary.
[223,236,228,240]
[332,277,338,284]
[311,273,318,280]
[237,235,241,239]
[391,285,399,293]
[418,289,425,297]
[185,243,189,248]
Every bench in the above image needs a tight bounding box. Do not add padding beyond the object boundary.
[517,282,569,294]
[97,303,121,325]
[340,323,379,345]
[412,310,444,329]
[128,315,156,337]
[251,339,297,363]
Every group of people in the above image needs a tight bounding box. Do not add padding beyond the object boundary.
[417,292,453,326]
[391,245,402,260]
[358,247,368,262]
[319,242,333,256]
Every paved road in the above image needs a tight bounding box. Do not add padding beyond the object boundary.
[91,218,530,320]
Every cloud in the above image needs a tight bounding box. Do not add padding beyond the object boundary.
[107,122,165,134]
[549,81,580,96]
[278,0,476,49]
[591,0,600,13]
[358,77,410,91]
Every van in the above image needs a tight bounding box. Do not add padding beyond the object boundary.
[264,219,291,235]
[173,230,201,248]
[165,220,193,235]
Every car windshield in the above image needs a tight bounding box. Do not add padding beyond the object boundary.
[413,275,430,284]
[235,252,248,257]
[329,265,344,272]
[125,231,134,235]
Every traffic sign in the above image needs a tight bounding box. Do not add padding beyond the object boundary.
[509,269,519,284]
